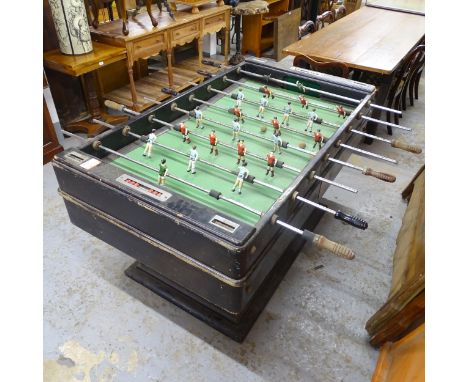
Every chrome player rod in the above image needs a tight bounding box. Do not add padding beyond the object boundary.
[207,85,341,130]
[369,103,402,115]
[350,129,422,154]
[171,103,314,155]
[361,115,412,131]
[223,77,342,115]
[314,175,358,193]
[339,143,398,164]
[147,115,302,174]
[328,157,396,183]
[237,69,361,104]
[292,192,367,230]
[189,95,312,140]
[124,129,284,193]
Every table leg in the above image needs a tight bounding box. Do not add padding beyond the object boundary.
[198,36,203,68]
[224,24,229,65]
[229,14,244,65]
[127,60,139,109]
[167,49,174,88]
[364,72,395,144]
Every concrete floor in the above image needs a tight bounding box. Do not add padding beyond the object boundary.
[43,58,425,381]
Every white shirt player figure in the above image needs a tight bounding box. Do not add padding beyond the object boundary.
[305,108,319,132]
[232,162,249,195]
[281,102,292,126]
[232,118,241,141]
[272,132,283,154]
[187,145,199,174]
[143,129,157,158]
[257,94,268,119]
[194,107,204,129]
[236,88,245,107]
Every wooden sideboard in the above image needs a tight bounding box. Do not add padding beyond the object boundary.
[241,0,290,57]
[91,3,231,111]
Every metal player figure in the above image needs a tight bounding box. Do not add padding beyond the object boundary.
[305,108,318,132]
[194,106,204,128]
[158,158,168,185]
[232,118,241,141]
[142,129,157,158]
[271,116,280,133]
[257,94,268,119]
[209,130,219,155]
[266,151,277,177]
[281,102,292,126]
[232,162,249,195]
[298,95,309,109]
[235,88,245,107]
[237,139,247,165]
[313,129,324,150]
[178,121,191,143]
[260,85,274,99]
[231,106,245,123]
[187,145,199,174]
[272,131,282,154]
[336,105,347,119]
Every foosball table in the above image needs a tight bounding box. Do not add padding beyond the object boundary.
[52,59,421,342]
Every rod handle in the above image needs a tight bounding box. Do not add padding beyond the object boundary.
[104,99,125,112]
[306,231,355,260]
[363,168,396,183]
[391,139,422,154]
[334,211,368,230]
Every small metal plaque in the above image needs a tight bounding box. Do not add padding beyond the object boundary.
[116,174,172,202]
[64,151,88,164]
[209,215,239,233]
[80,158,101,170]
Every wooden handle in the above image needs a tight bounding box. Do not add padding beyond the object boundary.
[391,139,422,154]
[313,234,355,260]
[363,168,396,183]
[104,99,125,112]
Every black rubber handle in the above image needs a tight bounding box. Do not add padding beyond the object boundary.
[334,211,368,230]
[209,189,221,200]
[275,160,284,168]
[245,175,255,183]
[202,59,221,68]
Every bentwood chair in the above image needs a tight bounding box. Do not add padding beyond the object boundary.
[386,45,425,126]
[293,54,350,78]
[316,10,335,29]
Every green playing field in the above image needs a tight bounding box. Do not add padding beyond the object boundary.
[111,79,354,226]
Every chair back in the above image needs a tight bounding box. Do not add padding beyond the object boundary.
[316,10,335,29]
[293,54,350,78]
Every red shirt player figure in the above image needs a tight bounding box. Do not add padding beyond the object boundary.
[313,129,324,150]
[266,151,277,177]
[237,139,247,165]
[298,95,309,109]
[209,130,218,155]
[261,85,274,99]
[271,116,280,133]
[234,106,245,123]
[336,105,347,119]
[179,122,191,144]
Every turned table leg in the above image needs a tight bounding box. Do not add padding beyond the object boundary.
[229,14,244,65]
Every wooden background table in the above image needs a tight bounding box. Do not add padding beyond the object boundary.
[283,5,424,136]
[44,42,129,136]
[365,0,425,15]
[91,3,231,111]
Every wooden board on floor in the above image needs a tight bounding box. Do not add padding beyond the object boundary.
[274,8,301,61]
[104,66,204,111]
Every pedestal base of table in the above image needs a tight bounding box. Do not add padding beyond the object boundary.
[66,111,128,137]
